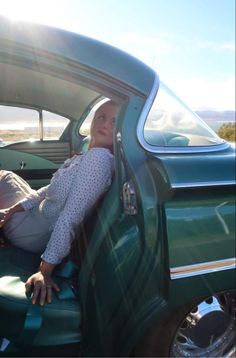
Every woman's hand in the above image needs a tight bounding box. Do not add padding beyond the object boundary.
[0,208,12,228]
[25,272,60,306]
[0,203,24,228]
[25,260,59,305]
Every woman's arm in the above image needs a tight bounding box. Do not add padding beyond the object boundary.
[20,185,49,210]
[0,185,49,227]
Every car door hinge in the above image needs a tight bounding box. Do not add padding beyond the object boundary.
[122,181,137,215]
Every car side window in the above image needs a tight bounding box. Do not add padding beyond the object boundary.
[79,111,94,137]
[0,106,70,146]
[43,111,70,140]
[0,106,39,146]
[79,98,109,137]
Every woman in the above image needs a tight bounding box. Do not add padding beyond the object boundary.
[0,100,119,305]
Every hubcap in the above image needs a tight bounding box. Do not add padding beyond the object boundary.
[170,292,236,357]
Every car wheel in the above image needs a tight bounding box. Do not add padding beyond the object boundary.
[133,291,236,357]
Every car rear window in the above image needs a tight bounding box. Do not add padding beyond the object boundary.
[143,82,224,147]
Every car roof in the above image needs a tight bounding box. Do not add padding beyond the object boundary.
[0,16,156,97]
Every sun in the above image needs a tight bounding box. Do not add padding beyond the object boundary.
[0,0,57,25]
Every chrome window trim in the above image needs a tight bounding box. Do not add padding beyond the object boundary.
[136,73,159,143]
[137,141,230,154]
[39,110,43,140]
[171,180,236,189]
[170,258,236,280]
[136,74,230,154]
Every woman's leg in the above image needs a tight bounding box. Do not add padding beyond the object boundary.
[4,207,52,254]
[0,171,50,254]
[0,170,34,209]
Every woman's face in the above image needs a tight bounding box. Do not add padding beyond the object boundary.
[90,101,119,149]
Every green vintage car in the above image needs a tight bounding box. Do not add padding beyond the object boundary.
[0,16,235,357]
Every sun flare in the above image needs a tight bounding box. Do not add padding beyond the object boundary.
[0,0,57,25]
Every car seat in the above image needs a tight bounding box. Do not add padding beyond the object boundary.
[0,244,81,354]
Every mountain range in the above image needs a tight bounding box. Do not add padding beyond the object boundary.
[194,110,235,131]
[195,109,235,121]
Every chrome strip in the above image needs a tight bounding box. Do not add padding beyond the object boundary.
[171,180,236,189]
[170,258,236,280]
[136,75,231,154]
[224,345,236,358]
[138,141,230,154]
[137,73,159,145]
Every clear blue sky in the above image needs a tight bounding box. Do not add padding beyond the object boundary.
[0,0,235,110]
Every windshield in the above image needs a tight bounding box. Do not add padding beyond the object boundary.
[143,81,224,147]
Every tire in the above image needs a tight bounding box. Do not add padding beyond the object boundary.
[133,291,236,357]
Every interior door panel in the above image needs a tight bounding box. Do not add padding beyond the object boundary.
[4,141,70,164]
[0,141,70,188]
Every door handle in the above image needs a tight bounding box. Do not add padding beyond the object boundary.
[20,161,26,170]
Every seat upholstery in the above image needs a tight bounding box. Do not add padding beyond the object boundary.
[0,246,81,349]
[144,129,189,147]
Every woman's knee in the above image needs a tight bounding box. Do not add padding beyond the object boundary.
[0,171,32,209]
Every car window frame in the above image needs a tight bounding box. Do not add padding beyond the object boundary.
[137,75,230,154]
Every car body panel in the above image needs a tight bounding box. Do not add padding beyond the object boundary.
[148,148,235,189]
[166,190,235,268]
[145,150,235,267]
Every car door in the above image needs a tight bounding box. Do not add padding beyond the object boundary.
[0,105,71,188]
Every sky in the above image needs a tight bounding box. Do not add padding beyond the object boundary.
[0,0,235,110]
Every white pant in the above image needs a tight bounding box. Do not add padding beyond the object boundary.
[0,170,51,254]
